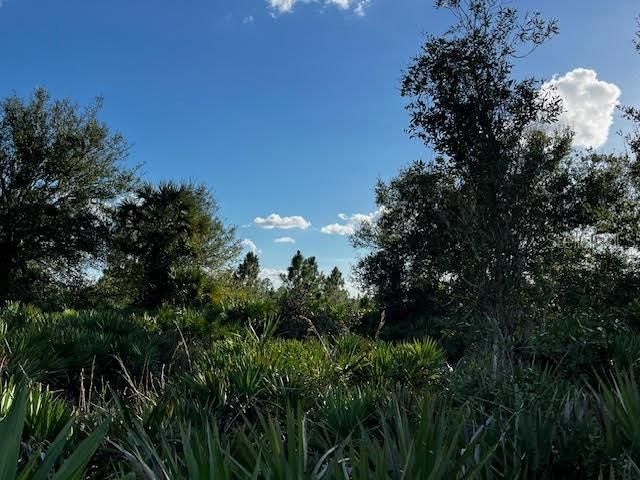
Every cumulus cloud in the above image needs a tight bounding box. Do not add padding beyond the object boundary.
[260,267,287,286]
[321,223,356,236]
[242,15,255,24]
[241,238,260,254]
[321,209,382,236]
[254,213,311,230]
[267,0,371,16]
[542,68,621,149]
[274,236,296,244]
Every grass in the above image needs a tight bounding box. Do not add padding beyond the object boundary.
[0,304,639,478]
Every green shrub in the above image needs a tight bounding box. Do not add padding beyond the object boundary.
[598,369,640,471]
[0,380,73,444]
[527,314,627,378]
[0,384,107,480]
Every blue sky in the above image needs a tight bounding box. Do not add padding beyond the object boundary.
[1,0,639,289]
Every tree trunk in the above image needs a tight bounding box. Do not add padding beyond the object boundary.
[0,250,14,302]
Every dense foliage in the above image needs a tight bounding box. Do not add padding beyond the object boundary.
[1,0,640,477]
[103,181,239,308]
[0,304,638,478]
[0,88,133,305]
[353,0,640,353]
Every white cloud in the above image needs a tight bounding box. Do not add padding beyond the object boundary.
[321,223,356,236]
[344,279,362,297]
[275,236,296,244]
[353,0,370,16]
[241,238,260,254]
[268,0,294,12]
[254,213,311,230]
[542,68,621,149]
[242,15,255,24]
[321,209,382,236]
[260,267,287,286]
[267,0,371,16]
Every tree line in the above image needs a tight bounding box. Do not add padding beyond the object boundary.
[0,93,234,309]
[0,92,358,335]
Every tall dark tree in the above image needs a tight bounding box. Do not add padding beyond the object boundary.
[325,267,345,296]
[322,266,355,326]
[236,251,260,285]
[278,251,325,336]
[0,88,132,303]
[105,181,239,307]
[354,0,603,338]
[280,251,323,314]
[622,18,640,158]
[278,252,356,336]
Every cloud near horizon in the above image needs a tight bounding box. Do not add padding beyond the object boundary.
[261,266,361,296]
[267,0,371,16]
[254,213,311,230]
[542,68,621,149]
[260,267,287,285]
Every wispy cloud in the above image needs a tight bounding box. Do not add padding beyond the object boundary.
[243,15,255,24]
[542,68,621,149]
[241,238,260,254]
[267,0,371,16]
[254,213,311,230]
[353,0,370,16]
[274,236,296,244]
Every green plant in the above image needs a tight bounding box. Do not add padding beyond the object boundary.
[0,380,73,443]
[0,385,107,479]
[347,396,494,479]
[598,369,640,472]
[113,417,234,479]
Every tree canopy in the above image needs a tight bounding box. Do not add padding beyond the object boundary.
[0,88,133,303]
[353,0,640,342]
[104,181,239,307]
[236,252,261,286]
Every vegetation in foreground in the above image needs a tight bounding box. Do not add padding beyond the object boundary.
[2,0,640,478]
[0,304,640,478]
